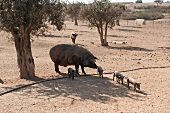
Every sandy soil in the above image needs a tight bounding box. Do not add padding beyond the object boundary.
[0,20,170,113]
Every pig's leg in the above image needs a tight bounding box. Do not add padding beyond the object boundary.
[75,65,79,75]
[113,74,115,81]
[81,65,86,75]
[121,79,124,84]
[72,74,74,80]
[134,84,136,92]
[54,60,61,74]
[127,79,130,89]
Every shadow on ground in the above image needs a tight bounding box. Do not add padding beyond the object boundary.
[45,34,69,38]
[116,28,140,32]
[122,26,142,28]
[105,45,153,52]
[104,65,170,74]
[1,74,148,103]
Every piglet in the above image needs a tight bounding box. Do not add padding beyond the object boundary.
[0,78,4,84]
[68,68,76,80]
[113,71,124,84]
[127,77,141,92]
[97,66,103,78]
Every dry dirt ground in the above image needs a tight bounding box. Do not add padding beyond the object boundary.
[0,20,170,113]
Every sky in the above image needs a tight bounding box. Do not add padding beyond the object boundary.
[64,0,156,4]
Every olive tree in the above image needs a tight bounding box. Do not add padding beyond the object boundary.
[66,2,84,25]
[115,5,126,26]
[81,1,123,46]
[154,0,164,6]
[0,0,65,79]
[136,0,143,3]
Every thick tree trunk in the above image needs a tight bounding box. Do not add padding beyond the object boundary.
[12,27,35,79]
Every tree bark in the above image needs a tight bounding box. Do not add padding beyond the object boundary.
[103,23,108,46]
[74,16,78,25]
[97,26,104,46]
[12,26,35,79]
[100,34,105,46]
[116,20,120,26]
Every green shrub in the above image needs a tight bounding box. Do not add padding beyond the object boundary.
[134,5,170,14]
[122,11,164,20]
[134,5,157,9]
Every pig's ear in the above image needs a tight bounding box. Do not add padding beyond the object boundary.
[90,58,96,62]
[72,34,78,36]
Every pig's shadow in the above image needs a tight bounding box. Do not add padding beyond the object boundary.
[2,74,147,103]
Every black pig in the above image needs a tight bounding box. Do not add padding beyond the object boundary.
[113,71,124,84]
[49,44,98,75]
[68,68,76,80]
[97,66,103,78]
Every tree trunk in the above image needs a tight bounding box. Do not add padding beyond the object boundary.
[100,34,105,46]
[97,26,104,46]
[156,3,159,7]
[71,17,74,22]
[116,20,120,26]
[12,26,35,79]
[103,23,108,46]
[74,16,78,25]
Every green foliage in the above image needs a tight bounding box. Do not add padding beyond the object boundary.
[66,2,84,16]
[0,0,66,79]
[66,2,85,20]
[80,1,124,46]
[154,0,164,4]
[48,2,66,30]
[122,11,164,20]
[0,0,65,32]
[134,5,157,9]
[136,0,143,3]
[80,1,121,29]
[134,5,170,14]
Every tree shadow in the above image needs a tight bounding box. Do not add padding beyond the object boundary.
[122,26,142,28]
[80,24,89,27]
[105,46,153,52]
[79,30,89,32]
[45,34,69,38]
[66,28,74,31]
[108,35,124,38]
[117,28,140,32]
[103,65,170,74]
[120,65,170,73]
[0,74,147,103]
[35,34,70,38]
[108,35,136,38]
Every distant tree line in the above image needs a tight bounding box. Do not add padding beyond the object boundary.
[122,11,164,20]
[136,0,143,3]
[134,5,170,14]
